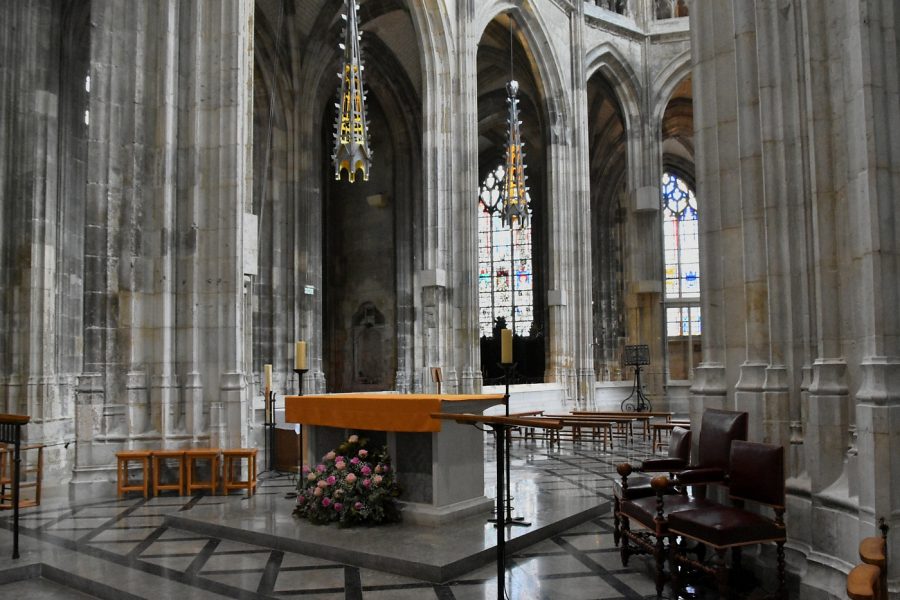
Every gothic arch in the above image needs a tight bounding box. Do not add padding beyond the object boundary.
[584,44,642,134]
[651,49,692,132]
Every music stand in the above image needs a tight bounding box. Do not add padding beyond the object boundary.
[620,344,652,412]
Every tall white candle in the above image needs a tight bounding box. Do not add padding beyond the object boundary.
[295,341,307,370]
[501,329,513,364]
[264,364,272,389]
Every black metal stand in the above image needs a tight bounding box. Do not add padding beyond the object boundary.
[264,389,276,473]
[294,368,308,472]
[620,363,652,412]
[0,415,29,560]
[491,421,512,599]
[294,368,308,397]
[488,363,530,527]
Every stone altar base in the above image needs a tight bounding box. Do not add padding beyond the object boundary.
[164,481,609,583]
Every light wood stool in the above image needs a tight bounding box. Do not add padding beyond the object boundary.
[151,450,186,496]
[185,449,220,495]
[223,448,258,497]
[116,450,151,498]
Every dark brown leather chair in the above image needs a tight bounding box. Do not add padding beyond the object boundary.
[618,409,748,598]
[613,426,691,546]
[665,440,787,599]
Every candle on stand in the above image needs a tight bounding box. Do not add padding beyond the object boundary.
[264,364,272,390]
[501,328,513,364]
[263,364,273,424]
[295,341,307,370]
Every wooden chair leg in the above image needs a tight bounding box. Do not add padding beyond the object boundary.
[714,547,728,600]
[620,515,631,566]
[654,532,666,598]
[613,496,621,547]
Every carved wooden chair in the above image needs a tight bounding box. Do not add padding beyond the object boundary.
[613,426,691,547]
[618,409,748,598]
[665,440,787,599]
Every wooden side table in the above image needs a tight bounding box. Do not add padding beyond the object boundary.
[151,450,186,496]
[223,448,258,497]
[116,450,151,498]
[185,449,220,495]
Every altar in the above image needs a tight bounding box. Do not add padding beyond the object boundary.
[284,393,505,524]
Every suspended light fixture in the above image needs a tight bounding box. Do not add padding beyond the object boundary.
[501,79,530,228]
[500,18,530,229]
[333,0,371,183]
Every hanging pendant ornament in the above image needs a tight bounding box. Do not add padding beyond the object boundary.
[501,80,530,228]
[333,0,372,183]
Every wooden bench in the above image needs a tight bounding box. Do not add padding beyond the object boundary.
[151,450,186,496]
[186,448,221,495]
[0,443,43,508]
[116,450,151,499]
[847,519,888,600]
[223,448,258,497]
[572,411,674,441]
[534,415,615,450]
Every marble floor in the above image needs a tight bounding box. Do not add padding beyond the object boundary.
[0,434,778,599]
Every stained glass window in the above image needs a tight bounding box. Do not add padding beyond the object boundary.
[662,172,699,303]
[478,165,534,336]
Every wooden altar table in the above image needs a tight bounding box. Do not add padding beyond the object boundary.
[284,393,505,524]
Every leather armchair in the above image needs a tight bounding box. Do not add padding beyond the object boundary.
[665,440,787,599]
[612,426,691,547]
[617,409,748,598]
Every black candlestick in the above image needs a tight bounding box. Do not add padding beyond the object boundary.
[294,368,308,396]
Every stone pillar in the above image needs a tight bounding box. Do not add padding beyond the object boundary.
[569,2,596,408]
[688,1,728,428]
[451,0,480,394]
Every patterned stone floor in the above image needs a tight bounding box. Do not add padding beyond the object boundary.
[0,434,777,599]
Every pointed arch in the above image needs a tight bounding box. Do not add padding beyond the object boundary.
[585,44,642,134]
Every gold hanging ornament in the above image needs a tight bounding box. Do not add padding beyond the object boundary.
[333,0,372,183]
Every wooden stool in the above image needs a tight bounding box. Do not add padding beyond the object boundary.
[185,449,220,495]
[151,450,186,496]
[223,448,258,497]
[116,450,151,498]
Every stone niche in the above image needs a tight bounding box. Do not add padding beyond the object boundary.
[352,302,388,388]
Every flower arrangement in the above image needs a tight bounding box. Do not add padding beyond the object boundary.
[293,434,402,527]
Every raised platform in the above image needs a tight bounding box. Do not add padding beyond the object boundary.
[165,478,609,583]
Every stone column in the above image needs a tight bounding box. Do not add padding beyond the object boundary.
[688,2,727,426]
[731,0,768,441]
[569,2,596,408]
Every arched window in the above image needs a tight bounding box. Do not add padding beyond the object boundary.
[478,165,534,336]
[661,171,701,380]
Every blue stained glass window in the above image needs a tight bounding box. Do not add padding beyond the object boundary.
[662,171,702,337]
[478,165,535,336]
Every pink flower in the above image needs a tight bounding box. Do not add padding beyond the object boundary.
[333,502,343,512]
[307,473,316,481]
[313,487,323,497]
[358,449,368,459]
[335,461,346,471]
[322,497,331,507]
[350,457,360,465]
[382,465,390,473]
[316,464,326,473]
[317,480,328,489]
[336,456,346,464]
[374,465,382,474]
[361,465,372,476]
[373,475,383,486]
[326,475,337,486]
[348,434,359,443]
[302,465,311,474]
[354,501,364,510]
[363,478,371,488]
[324,451,336,461]
[297,495,306,504]
[345,473,357,484]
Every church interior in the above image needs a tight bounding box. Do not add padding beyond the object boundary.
[1,0,899,598]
